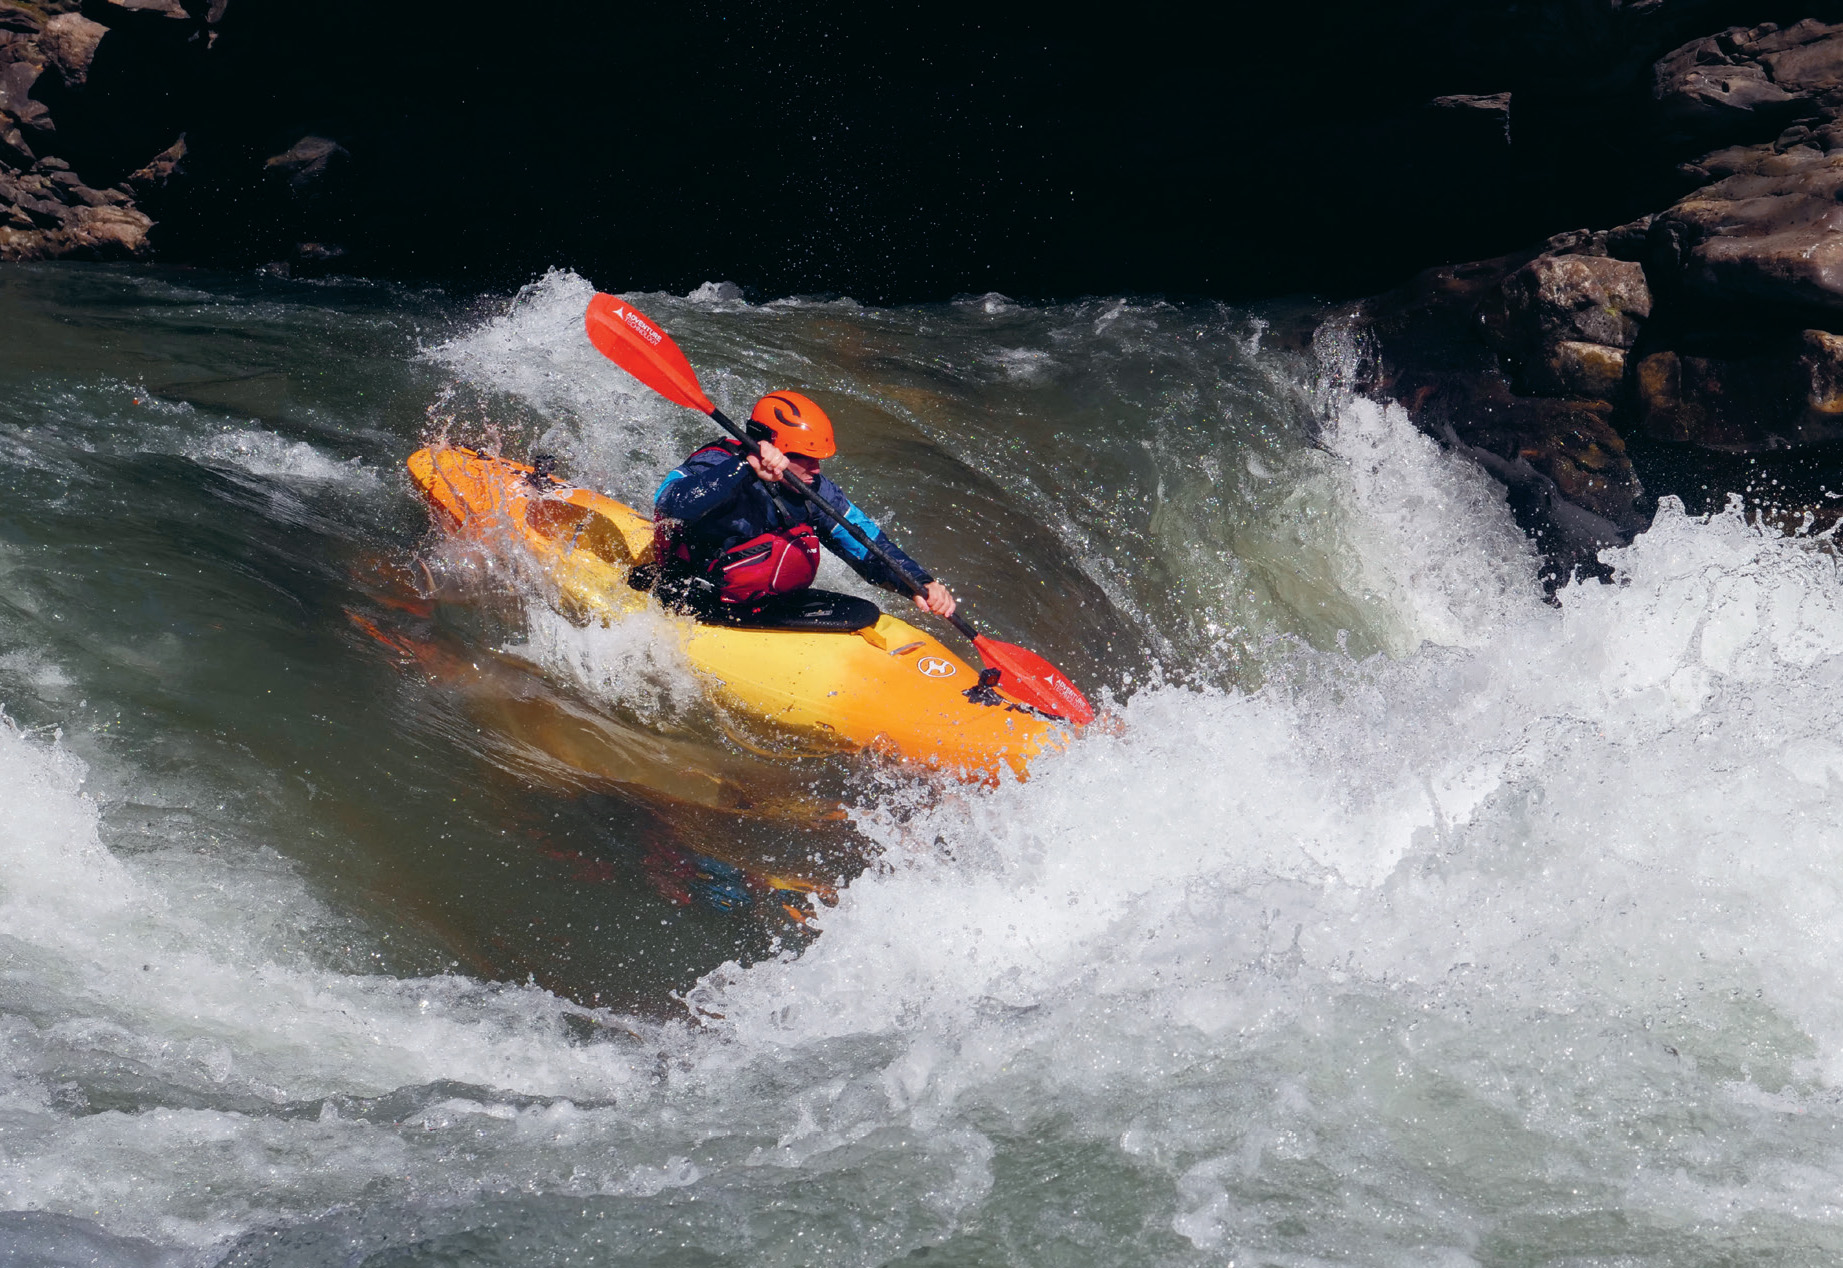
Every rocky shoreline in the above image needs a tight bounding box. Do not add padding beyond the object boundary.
[1365,16,1843,585]
[6,3,1843,581]
[0,0,210,261]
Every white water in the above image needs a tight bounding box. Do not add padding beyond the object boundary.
[6,271,1843,1264]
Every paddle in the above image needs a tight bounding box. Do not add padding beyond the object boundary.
[584,291,1095,726]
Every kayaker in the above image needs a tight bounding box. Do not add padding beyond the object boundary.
[652,391,958,621]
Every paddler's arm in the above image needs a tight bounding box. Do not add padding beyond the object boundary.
[808,476,957,618]
[653,448,755,526]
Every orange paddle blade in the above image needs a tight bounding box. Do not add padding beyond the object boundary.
[585,293,715,414]
[974,634,1095,726]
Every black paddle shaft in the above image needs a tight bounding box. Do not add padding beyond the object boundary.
[707,407,982,643]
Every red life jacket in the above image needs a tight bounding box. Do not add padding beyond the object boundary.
[659,442,823,605]
[708,522,821,604]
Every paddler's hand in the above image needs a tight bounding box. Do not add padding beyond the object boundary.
[746,442,791,483]
[913,581,957,619]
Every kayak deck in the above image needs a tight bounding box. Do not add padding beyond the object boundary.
[407,445,1061,780]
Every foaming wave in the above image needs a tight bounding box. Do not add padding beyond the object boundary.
[682,406,1843,1256]
[424,269,707,508]
[188,426,380,487]
[507,602,706,726]
[0,716,677,1249]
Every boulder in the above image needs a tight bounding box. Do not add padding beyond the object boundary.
[1635,329,1843,451]
[41,13,107,90]
[1496,254,1652,349]
[1653,21,1843,149]
[1651,144,1843,312]
[1477,252,1651,396]
[1362,252,1653,587]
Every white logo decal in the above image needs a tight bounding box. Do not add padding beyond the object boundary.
[917,656,957,679]
[613,305,662,346]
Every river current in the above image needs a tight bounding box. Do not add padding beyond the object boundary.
[3,263,1843,1265]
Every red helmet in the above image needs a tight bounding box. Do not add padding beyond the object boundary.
[748,391,836,460]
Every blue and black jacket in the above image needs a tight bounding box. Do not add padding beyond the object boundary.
[653,441,932,594]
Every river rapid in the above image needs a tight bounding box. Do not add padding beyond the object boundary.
[3,263,1843,1266]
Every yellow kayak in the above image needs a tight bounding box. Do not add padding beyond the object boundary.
[407,445,1063,780]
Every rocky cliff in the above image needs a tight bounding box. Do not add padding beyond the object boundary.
[0,0,211,260]
[1365,15,1843,587]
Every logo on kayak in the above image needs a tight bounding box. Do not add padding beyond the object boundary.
[613,305,663,347]
[917,656,957,679]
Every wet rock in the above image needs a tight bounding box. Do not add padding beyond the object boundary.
[1497,254,1652,349]
[1654,33,1799,141]
[1635,329,1843,451]
[1541,215,1656,264]
[1477,253,1651,397]
[1653,20,1843,149]
[1362,252,1653,588]
[1532,340,1628,399]
[41,13,107,89]
[1651,145,1843,312]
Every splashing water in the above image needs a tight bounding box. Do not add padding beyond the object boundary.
[1,264,1841,1265]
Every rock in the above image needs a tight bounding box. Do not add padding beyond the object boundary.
[105,0,192,19]
[71,181,127,206]
[264,134,348,193]
[0,30,37,66]
[1805,327,1843,395]
[123,133,185,194]
[1361,252,1653,588]
[0,197,150,258]
[1605,215,1655,263]
[1651,146,1843,312]
[69,201,151,253]
[1497,254,1653,349]
[1752,19,1843,93]
[1531,340,1628,399]
[1429,92,1511,141]
[1652,21,1843,148]
[41,13,107,90]
[1635,329,1843,451]
[1537,218,1659,266]
[0,58,50,138]
[0,4,42,35]
[1654,32,1799,141]
[0,115,32,166]
[1477,252,1652,395]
